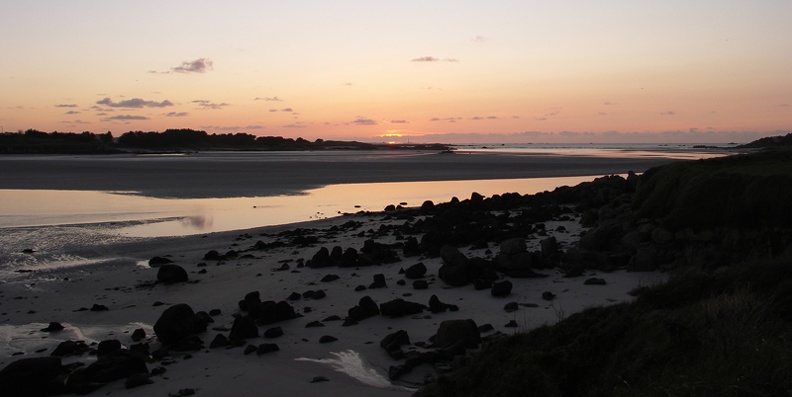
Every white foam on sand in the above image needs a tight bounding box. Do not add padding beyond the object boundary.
[296,350,415,391]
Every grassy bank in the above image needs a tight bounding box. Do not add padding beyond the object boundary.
[417,149,792,397]
[417,249,792,397]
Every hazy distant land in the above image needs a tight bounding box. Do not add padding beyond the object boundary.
[0,129,449,154]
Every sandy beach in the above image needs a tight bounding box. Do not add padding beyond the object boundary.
[0,150,683,198]
[0,150,685,396]
[0,210,663,397]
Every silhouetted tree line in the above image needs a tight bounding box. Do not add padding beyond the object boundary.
[0,128,449,154]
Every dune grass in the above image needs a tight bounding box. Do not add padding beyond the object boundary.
[416,250,792,397]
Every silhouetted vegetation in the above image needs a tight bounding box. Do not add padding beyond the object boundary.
[738,132,792,148]
[417,150,792,397]
[417,251,792,397]
[0,129,449,154]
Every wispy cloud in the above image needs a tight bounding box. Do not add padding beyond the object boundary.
[254,96,282,102]
[472,35,489,43]
[661,111,676,116]
[55,104,78,108]
[172,58,213,73]
[283,122,307,128]
[390,120,409,124]
[351,117,377,126]
[104,115,150,121]
[411,56,459,63]
[430,117,463,122]
[165,112,189,117]
[97,97,173,108]
[470,116,498,121]
[193,100,229,109]
[65,110,80,115]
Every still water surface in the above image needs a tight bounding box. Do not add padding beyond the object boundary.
[0,176,597,237]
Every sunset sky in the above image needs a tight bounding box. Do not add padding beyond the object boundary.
[1,1,790,144]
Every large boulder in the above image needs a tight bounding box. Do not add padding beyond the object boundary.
[0,357,65,397]
[379,299,425,318]
[153,303,198,345]
[404,262,427,279]
[347,296,380,322]
[490,280,513,297]
[499,238,527,255]
[156,264,188,284]
[434,319,481,349]
[438,246,471,286]
[80,350,148,384]
[229,316,259,341]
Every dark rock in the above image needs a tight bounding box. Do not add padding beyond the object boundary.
[309,247,332,268]
[240,291,262,314]
[420,200,435,212]
[473,279,492,290]
[490,280,513,297]
[81,350,148,384]
[256,301,300,325]
[434,319,480,349]
[131,328,146,342]
[321,274,340,282]
[0,356,65,397]
[584,277,607,285]
[541,291,556,301]
[504,302,519,312]
[369,273,387,289]
[51,340,89,357]
[40,322,64,332]
[257,344,280,355]
[380,298,426,317]
[203,250,222,260]
[500,238,527,255]
[305,321,325,328]
[90,303,109,312]
[264,327,284,338]
[380,330,410,359]
[209,334,228,348]
[347,296,379,321]
[354,285,367,292]
[540,236,560,257]
[157,264,189,284]
[287,292,301,301]
[476,324,494,335]
[428,295,458,313]
[244,345,258,355]
[505,320,519,328]
[413,280,429,290]
[97,339,122,357]
[403,236,421,257]
[229,316,259,341]
[153,303,197,345]
[404,262,427,279]
[148,256,173,267]
[318,335,338,344]
[340,247,359,267]
[194,311,214,329]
